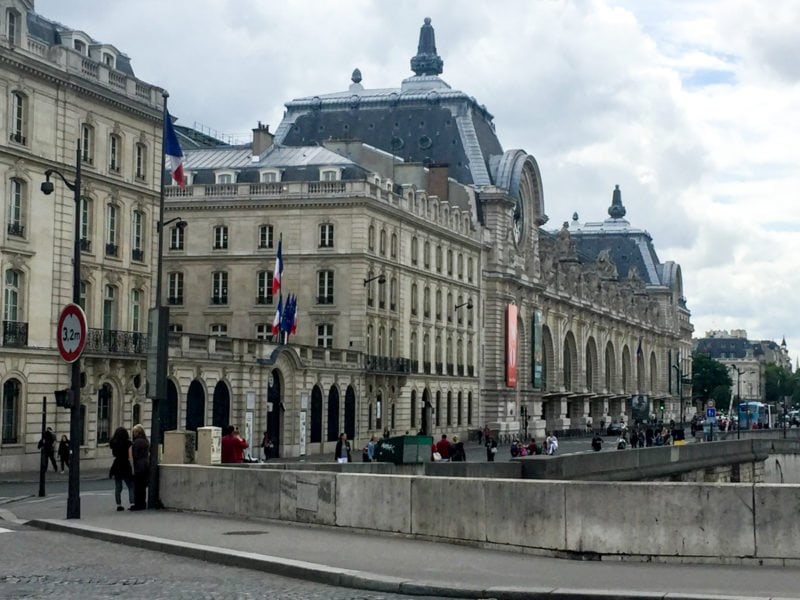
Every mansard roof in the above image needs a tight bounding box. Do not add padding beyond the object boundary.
[26,11,135,77]
[566,186,670,288]
[273,19,503,188]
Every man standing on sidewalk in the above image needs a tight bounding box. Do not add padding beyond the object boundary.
[221,426,249,464]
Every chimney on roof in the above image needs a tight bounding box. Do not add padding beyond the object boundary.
[252,121,274,156]
[427,163,449,203]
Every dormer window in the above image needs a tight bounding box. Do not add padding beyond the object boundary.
[216,173,234,184]
[103,53,115,69]
[74,40,87,55]
[260,170,280,183]
[320,168,340,182]
[6,9,19,46]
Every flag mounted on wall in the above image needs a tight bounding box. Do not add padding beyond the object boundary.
[271,295,283,337]
[272,238,283,296]
[164,110,185,188]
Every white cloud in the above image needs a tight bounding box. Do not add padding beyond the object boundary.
[35,0,800,364]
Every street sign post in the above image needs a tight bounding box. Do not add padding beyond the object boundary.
[57,303,87,363]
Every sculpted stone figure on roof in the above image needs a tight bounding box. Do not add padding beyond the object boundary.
[596,248,618,280]
[557,221,578,260]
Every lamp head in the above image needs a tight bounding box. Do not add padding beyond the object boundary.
[377,274,386,285]
[175,220,188,231]
[41,180,55,195]
[466,300,473,310]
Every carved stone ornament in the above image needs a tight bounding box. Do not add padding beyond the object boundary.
[596,249,618,280]
[10,159,26,178]
[84,112,96,126]
[104,270,122,285]
[9,253,27,270]
[80,264,94,282]
[557,222,578,260]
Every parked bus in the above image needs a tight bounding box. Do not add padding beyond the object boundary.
[737,401,772,429]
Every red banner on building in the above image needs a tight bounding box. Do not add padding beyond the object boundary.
[506,304,518,387]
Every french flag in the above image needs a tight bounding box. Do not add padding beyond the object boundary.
[164,110,185,188]
[272,295,283,337]
[291,296,298,335]
[272,239,283,296]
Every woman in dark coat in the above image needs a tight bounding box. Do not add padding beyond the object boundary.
[129,424,150,511]
[109,427,133,511]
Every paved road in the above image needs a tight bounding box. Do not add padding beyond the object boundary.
[0,520,451,600]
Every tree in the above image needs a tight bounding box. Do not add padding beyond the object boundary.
[765,363,794,409]
[691,351,732,407]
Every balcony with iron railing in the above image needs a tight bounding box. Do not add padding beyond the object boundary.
[210,295,228,305]
[85,328,146,355]
[364,355,412,374]
[2,321,28,347]
[167,296,183,306]
[80,238,92,252]
[131,248,144,262]
[9,132,26,145]
[317,294,334,305]
[105,243,118,257]
[256,295,272,305]
[7,223,25,237]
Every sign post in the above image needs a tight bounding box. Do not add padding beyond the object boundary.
[705,400,716,442]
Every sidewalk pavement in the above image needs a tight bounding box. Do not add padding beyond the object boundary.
[1,490,797,600]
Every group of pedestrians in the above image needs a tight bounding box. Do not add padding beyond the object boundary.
[37,427,71,473]
[615,425,673,450]
[108,424,151,512]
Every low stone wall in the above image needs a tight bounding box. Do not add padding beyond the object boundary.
[160,464,800,564]
[520,439,769,482]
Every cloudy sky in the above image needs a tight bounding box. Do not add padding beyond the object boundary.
[37,0,800,365]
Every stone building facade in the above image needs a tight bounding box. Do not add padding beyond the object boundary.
[160,19,694,457]
[0,0,163,471]
[0,6,694,470]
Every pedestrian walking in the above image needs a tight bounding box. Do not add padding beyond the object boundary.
[485,435,498,461]
[547,432,559,455]
[129,424,149,511]
[435,434,452,461]
[38,427,58,472]
[451,435,466,462]
[108,427,134,512]
[260,431,272,461]
[591,432,603,452]
[334,432,352,463]
[57,435,70,473]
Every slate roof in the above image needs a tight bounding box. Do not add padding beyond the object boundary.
[170,143,366,186]
[694,337,764,360]
[26,11,135,77]
[566,186,668,287]
[273,20,503,188]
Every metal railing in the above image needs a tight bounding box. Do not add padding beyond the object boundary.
[2,321,28,347]
[7,223,25,237]
[85,328,146,354]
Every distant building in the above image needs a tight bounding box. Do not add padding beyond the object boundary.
[693,330,792,410]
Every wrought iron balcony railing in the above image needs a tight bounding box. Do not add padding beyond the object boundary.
[131,249,144,262]
[105,243,118,257]
[7,223,25,237]
[364,355,412,374]
[85,328,146,354]
[167,296,183,305]
[80,238,92,252]
[2,321,28,347]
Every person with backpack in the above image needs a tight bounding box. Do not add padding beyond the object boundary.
[485,435,498,461]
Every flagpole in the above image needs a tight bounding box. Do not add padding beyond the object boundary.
[147,90,170,509]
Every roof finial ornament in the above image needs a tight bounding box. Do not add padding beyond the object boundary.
[410,17,444,76]
[351,68,362,84]
[608,184,627,219]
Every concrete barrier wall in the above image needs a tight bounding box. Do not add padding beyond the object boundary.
[160,465,800,563]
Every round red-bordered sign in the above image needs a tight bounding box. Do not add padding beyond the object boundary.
[57,303,87,363]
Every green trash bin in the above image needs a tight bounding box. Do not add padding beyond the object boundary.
[376,435,433,464]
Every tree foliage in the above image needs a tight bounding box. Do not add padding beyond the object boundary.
[691,351,732,404]
[765,363,797,410]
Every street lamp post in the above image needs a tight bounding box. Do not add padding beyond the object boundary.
[41,141,82,519]
[732,364,743,440]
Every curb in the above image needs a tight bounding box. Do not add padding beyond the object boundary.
[24,519,793,600]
